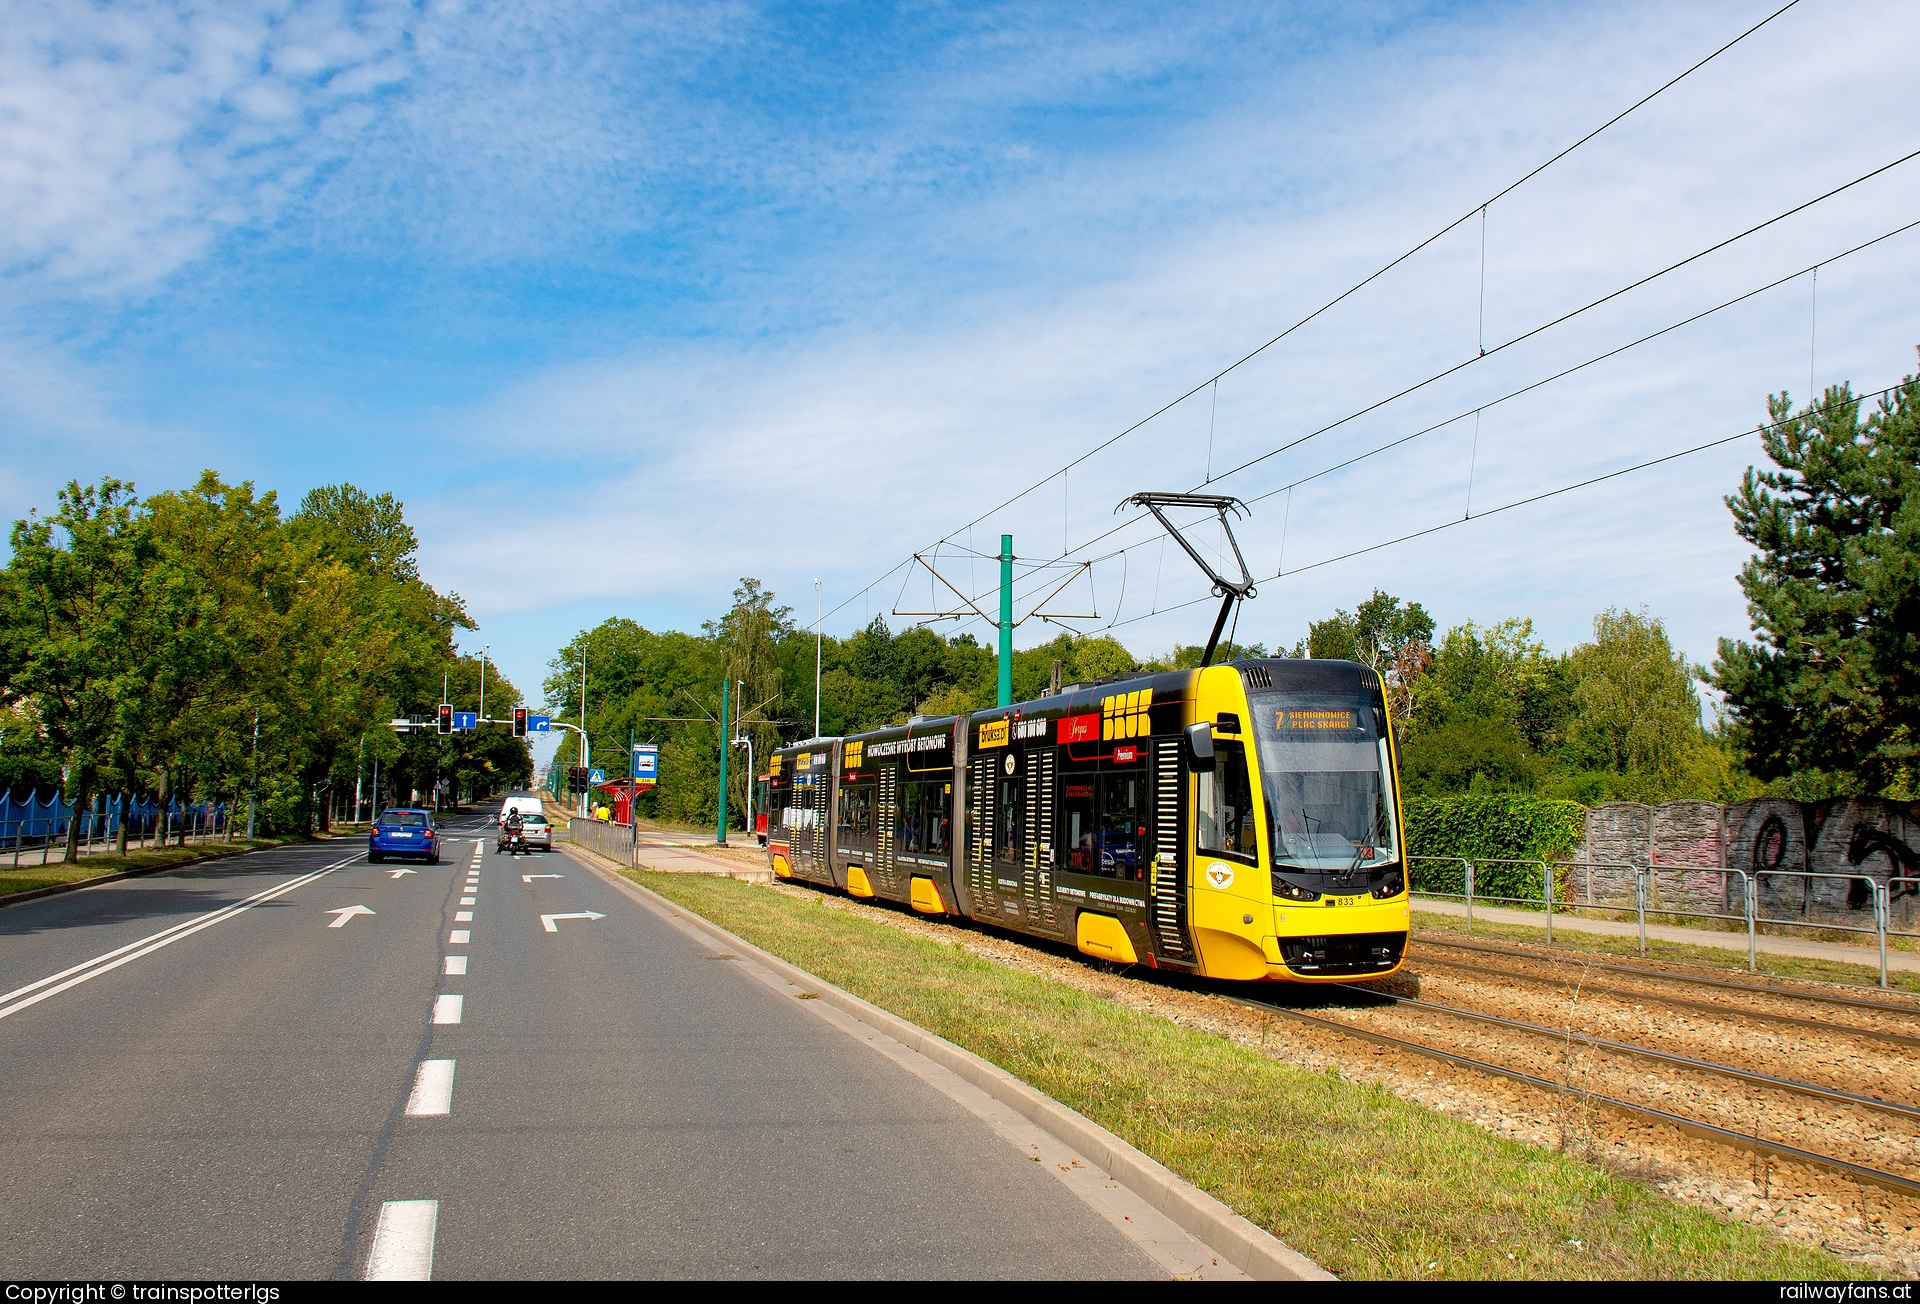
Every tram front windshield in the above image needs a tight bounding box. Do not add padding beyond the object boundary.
[1248,691,1399,876]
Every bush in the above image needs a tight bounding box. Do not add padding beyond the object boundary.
[1404,794,1585,900]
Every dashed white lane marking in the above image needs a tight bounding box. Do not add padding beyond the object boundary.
[431,995,464,1024]
[0,856,358,1023]
[459,897,475,905]
[404,1060,456,1116]
[444,955,467,975]
[449,930,470,944]
[365,1199,438,1280]
[454,910,473,922]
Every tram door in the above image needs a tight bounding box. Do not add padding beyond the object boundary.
[790,752,827,881]
[992,749,1024,922]
[989,745,1060,935]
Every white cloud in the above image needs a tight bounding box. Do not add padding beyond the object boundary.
[4,0,1918,702]
[400,0,1920,695]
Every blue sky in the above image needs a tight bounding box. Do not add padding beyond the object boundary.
[4,0,1918,769]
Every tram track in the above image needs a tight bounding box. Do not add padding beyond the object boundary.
[1349,987,1920,1122]
[1412,952,1920,1051]
[760,879,1920,1268]
[1219,988,1920,1200]
[1415,934,1920,1018]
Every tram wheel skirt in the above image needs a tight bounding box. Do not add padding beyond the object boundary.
[1076,912,1138,964]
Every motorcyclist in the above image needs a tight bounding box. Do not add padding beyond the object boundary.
[500,808,526,854]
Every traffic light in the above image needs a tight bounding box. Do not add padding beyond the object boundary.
[567,766,588,794]
[512,707,527,738]
[437,703,453,735]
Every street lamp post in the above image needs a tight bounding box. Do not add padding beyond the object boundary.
[578,649,589,818]
[479,644,489,724]
[732,733,754,841]
[246,708,259,840]
[813,578,822,739]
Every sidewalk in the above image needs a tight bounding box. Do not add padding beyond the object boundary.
[1413,896,1920,975]
[633,837,773,884]
[559,812,773,884]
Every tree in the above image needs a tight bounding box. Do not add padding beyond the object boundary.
[1397,619,1559,797]
[1712,377,1920,797]
[1562,608,1706,786]
[0,480,154,860]
[1294,590,1434,724]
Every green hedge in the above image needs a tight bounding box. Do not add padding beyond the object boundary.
[1404,795,1586,901]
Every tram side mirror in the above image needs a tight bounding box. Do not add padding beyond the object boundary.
[1184,721,1215,773]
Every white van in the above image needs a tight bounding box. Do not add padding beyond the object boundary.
[499,795,545,826]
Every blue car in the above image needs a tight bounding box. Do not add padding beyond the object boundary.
[369,808,440,864]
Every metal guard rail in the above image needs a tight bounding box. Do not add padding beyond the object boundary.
[1411,856,1914,990]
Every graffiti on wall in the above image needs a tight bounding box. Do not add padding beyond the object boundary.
[1571,797,1919,926]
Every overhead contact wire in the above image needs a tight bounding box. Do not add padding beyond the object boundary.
[819,2,1804,626]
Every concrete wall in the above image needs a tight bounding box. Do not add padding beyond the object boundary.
[1566,798,1920,929]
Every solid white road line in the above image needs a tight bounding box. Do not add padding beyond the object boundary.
[444,955,467,975]
[431,995,464,1024]
[453,910,473,922]
[0,855,359,1023]
[448,930,470,944]
[365,1199,438,1280]
[404,1059,456,1117]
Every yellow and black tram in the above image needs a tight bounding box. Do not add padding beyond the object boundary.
[764,657,1408,983]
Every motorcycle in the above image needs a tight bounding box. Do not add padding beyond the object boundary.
[498,825,528,856]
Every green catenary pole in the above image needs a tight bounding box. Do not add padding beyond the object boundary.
[716,680,730,845]
[998,533,1014,707]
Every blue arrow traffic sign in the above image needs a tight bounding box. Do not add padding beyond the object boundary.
[528,715,551,732]
[452,711,478,731]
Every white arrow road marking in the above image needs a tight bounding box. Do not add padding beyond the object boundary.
[326,905,376,928]
[540,911,605,932]
[0,855,357,1023]
[521,874,562,882]
[431,994,463,1024]
[365,1199,438,1280]
[404,1060,455,1117]
[386,868,418,880]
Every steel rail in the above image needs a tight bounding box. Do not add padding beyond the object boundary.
[1414,954,1920,1051]
[1222,994,1920,1200]
[1415,934,1920,1016]
[1335,987,1920,1122]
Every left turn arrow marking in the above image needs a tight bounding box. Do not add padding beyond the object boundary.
[326,905,376,928]
[386,868,418,880]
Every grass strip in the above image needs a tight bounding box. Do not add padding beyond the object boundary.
[1413,908,1920,996]
[0,840,285,900]
[631,869,1861,1281]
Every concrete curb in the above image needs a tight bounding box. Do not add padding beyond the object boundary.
[571,844,1333,1281]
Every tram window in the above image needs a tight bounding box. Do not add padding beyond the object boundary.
[840,782,875,848]
[995,769,1023,863]
[1060,775,1097,873]
[1096,770,1149,881]
[900,779,951,854]
[1197,741,1258,862]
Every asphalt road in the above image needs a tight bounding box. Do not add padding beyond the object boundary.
[0,816,1166,1279]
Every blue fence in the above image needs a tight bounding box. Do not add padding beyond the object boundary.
[0,790,230,852]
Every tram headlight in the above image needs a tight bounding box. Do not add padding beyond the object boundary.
[1273,878,1320,902]
[1370,873,1405,899]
